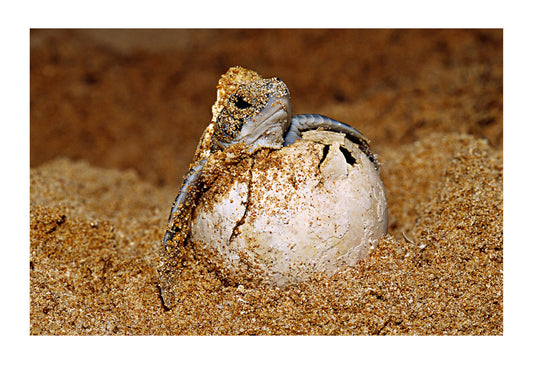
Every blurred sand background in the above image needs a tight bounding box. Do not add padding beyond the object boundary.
[30,29,502,335]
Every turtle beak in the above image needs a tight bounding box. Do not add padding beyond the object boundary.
[239,93,292,151]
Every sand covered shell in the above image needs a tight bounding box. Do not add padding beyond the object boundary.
[190,129,388,286]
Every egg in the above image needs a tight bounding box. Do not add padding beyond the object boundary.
[189,129,388,286]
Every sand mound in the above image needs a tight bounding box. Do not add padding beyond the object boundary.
[30,132,502,335]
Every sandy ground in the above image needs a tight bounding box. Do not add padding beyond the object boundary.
[30,29,502,335]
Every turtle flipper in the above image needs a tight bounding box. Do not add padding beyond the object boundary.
[159,157,207,308]
[285,114,377,167]
[162,158,207,247]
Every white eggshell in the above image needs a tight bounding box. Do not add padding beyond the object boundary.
[190,130,388,286]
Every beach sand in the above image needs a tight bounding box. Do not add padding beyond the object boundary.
[30,29,502,335]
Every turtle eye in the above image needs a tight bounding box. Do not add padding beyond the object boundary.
[234,95,253,110]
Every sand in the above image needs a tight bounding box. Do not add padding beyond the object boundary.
[30,29,502,335]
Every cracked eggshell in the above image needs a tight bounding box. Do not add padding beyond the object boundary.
[190,130,388,286]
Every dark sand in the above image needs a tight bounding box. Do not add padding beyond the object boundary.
[30,29,502,335]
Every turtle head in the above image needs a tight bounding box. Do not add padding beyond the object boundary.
[212,77,292,152]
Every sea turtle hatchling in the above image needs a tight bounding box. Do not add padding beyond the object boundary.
[159,66,382,308]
